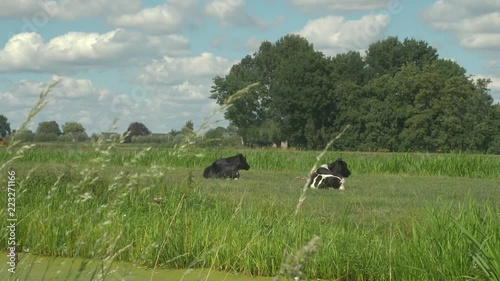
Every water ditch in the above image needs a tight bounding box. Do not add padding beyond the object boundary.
[0,254,275,281]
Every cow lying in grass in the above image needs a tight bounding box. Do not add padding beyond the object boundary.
[308,158,351,190]
[203,153,250,179]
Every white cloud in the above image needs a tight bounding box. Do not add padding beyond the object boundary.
[4,75,111,104]
[288,0,390,12]
[53,75,112,100]
[108,0,202,34]
[173,81,207,101]
[0,0,42,17]
[296,14,390,55]
[0,30,191,73]
[136,52,234,85]
[0,80,45,108]
[0,0,143,20]
[423,1,500,52]
[108,5,182,34]
[205,0,255,27]
[458,33,500,50]
[204,0,284,28]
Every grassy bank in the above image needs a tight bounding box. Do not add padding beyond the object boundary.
[1,143,499,280]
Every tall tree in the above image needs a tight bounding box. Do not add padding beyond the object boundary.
[210,34,329,147]
[271,47,333,148]
[211,55,269,144]
[181,120,194,134]
[124,122,151,143]
[0,115,11,137]
[62,122,86,134]
[180,120,196,142]
[36,121,61,135]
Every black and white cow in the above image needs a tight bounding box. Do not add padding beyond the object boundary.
[203,153,250,179]
[308,158,351,190]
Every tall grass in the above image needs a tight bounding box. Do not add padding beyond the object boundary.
[3,148,499,179]
[2,155,499,280]
[457,206,500,281]
[1,81,499,281]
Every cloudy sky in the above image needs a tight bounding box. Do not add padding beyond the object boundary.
[0,0,499,135]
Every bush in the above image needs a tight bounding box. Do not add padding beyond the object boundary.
[12,130,35,142]
[33,133,59,142]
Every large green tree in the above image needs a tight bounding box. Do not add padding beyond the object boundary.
[211,54,269,145]
[124,122,151,143]
[271,47,333,147]
[62,122,86,134]
[181,120,194,134]
[211,34,331,147]
[36,121,61,135]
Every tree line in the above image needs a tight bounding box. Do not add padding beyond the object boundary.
[0,119,89,142]
[210,35,500,153]
[0,116,242,148]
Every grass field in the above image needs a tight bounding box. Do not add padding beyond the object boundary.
[1,143,499,281]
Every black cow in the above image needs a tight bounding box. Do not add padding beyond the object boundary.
[308,158,351,189]
[203,153,250,179]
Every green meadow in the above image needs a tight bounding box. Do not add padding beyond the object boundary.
[1,143,500,280]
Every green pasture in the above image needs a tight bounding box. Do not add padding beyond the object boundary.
[0,144,499,280]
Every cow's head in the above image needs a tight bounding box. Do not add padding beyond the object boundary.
[327,158,351,178]
[237,153,250,170]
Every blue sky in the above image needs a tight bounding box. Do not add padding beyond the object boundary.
[1,0,499,135]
